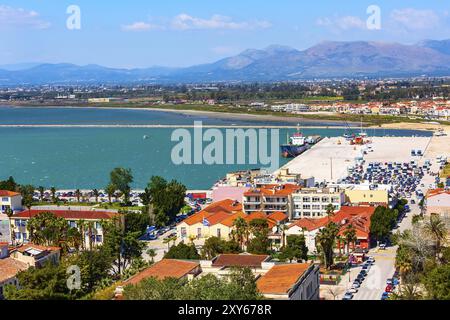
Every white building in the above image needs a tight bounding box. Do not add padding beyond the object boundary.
[292,187,345,219]
[0,190,23,214]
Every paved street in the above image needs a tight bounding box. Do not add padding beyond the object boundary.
[338,154,439,300]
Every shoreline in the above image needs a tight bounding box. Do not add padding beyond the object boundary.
[1,104,449,132]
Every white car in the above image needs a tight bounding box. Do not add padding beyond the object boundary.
[348,288,358,294]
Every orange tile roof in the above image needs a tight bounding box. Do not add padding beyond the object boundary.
[124,259,199,286]
[257,263,311,295]
[244,184,300,197]
[12,209,118,220]
[0,257,28,283]
[220,211,247,227]
[289,218,327,232]
[212,254,270,268]
[427,188,450,198]
[14,243,60,253]
[245,212,277,228]
[268,211,289,223]
[180,199,242,226]
[0,190,21,197]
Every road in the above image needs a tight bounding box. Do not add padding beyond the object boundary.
[339,156,439,300]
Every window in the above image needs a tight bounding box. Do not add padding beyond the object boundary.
[312,204,321,210]
[15,232,21,240]
[181,227,187,238]
[312,197,320,203]
[95,222,102,230]
[2,197,8,202]
[321,197,329,203]
[22,233,28,242]
[197,228,202,238]
[69,221,77,228]
[95,235,103,243]
[303,197,311,202]
[217,229,221,238]
[303,204,311,210]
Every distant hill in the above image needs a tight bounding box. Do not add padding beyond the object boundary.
[1,39,450,85]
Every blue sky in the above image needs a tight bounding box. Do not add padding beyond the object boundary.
[0,0,449,68]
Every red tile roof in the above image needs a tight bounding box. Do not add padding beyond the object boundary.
[12,209,118,220]
[0,190,21,197]
[124,259,200,286]
[180,199,242,226]
[211,254,269,268]
[289,206,376,239]
[14,243,60,253]
[0,257,28,283]
[257,263,311,295]
[244,184,301,197]
[267,211,289,223]
[427,188,450,198]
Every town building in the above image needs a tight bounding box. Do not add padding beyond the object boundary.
[115,259,202,299]
[292,187,345,219]
[0,242,60,299]
[0,213,11,244]
[176,199,288,242]
[243,184,301,216]
[425,189,450,218]
[9,209,120,248]
[200,254,274,278]
[342,184,391,207]
[256,263,320,300]
[286,206,376,253]
[9,244,60,268]
[0,190,23,214]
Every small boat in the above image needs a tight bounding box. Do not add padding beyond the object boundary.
[143,135,150,140]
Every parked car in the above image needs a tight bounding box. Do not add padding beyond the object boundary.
[342,292,354,300]
[379,243,387,250]
[381,292,390,300]
[348,288,358,294]
[352,282,361,289]
[385,285,393,293]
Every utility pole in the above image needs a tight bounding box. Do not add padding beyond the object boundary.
[330,157,333,181]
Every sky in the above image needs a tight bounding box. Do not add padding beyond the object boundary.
[0,0,449,68]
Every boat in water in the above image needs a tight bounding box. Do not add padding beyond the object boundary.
[280,126,322,158]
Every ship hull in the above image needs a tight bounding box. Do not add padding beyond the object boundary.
[280,144,308,158]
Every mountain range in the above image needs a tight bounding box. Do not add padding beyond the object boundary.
[1,39,450,85]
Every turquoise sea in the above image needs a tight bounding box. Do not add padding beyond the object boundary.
[0,106,432,189]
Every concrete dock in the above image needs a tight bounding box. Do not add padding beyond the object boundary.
[277,135,448,184]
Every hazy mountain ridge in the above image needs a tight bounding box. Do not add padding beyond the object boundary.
[1,39,450,84]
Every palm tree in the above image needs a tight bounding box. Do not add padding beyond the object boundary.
[391,283,422,300]
[336,235,343,255]
[423,215,447,263]
[326,203,335,221]
[315,222,340,270]
[343,224,357,254]
[232,217,249,251]
[75,189,81,203]
[163,237,173,250]
[92,189,100,203]
[38,186,45,202]
[147,248,157,263]
[105,184,116,204]
[50,187,57,203]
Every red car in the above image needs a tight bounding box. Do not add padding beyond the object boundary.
[385,285,393,293]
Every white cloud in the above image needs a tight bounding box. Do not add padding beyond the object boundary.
[123,14,271,32]
[316,15,366,31]
[171,14,271,30]
[390,8,440,31]
[0,5,50,29]
[122,22,163,32]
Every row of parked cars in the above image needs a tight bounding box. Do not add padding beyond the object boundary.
[381,271,400,300]
[342,256,376,300]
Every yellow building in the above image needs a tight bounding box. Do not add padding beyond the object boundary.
[344,186,389,206]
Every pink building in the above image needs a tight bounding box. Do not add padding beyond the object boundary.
[211,186,251,203]
[426,189,450,218]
